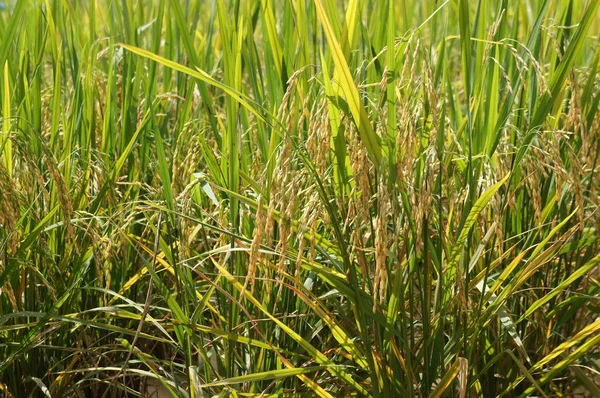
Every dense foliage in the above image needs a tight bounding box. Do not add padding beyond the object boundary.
[1,0,600,396]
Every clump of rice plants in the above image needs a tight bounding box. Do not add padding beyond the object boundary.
[1,0,600,396]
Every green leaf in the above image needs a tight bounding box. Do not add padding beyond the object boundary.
[314,0,383,166]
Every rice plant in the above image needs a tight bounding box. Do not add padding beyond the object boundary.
[1,0,600,396]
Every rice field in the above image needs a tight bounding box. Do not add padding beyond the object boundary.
[1,0,600,396]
